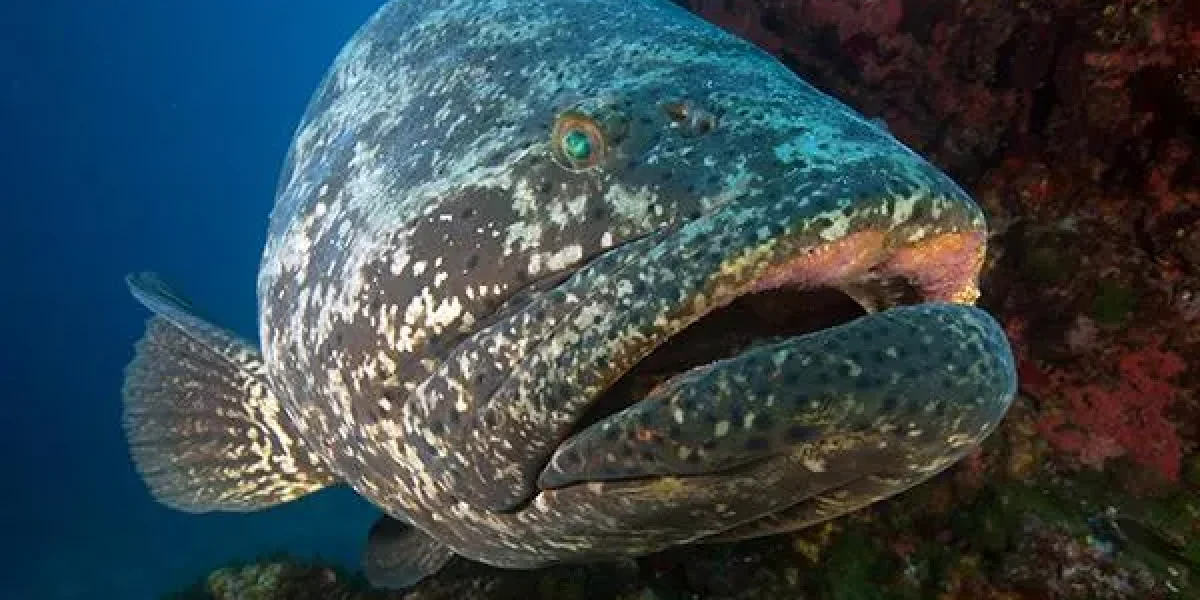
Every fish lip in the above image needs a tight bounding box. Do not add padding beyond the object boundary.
[537,297,1017,491]
[535,225,1010,490]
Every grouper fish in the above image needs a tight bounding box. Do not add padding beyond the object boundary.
[121,0,1017,588]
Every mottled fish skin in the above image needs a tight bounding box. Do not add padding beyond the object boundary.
[256,0,1015,568]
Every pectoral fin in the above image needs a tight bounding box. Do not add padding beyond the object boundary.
[122,272,336,512]
[364,515,455,589]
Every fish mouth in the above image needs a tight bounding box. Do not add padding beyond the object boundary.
[569,283,904,436]
[537,228,1015,489]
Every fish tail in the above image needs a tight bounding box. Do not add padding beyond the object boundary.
[121,272,337,513]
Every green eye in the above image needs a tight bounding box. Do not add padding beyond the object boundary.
[562,129,593,161]
[551,111,607,170]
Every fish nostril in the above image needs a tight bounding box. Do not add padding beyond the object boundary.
[662,100,718,136]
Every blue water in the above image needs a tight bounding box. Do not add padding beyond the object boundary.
[3,2,390,597]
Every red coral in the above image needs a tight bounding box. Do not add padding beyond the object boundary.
[1034,338,1186,481]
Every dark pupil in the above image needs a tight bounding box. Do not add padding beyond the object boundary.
[563,129,593,161]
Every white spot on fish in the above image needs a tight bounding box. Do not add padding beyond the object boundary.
[714,420,730,437]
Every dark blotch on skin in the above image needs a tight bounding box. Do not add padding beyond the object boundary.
[754,413,774,432]
[882,395,899,412]
[729,400,745,425]
[785,424,820,442]
[744,437,769,452]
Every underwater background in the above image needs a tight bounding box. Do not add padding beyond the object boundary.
[5,0,1198,599]
[4,1,387,598]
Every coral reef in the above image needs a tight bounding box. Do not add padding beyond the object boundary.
[167,0,1198,598]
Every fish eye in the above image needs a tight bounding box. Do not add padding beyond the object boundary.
[552,111,607,171]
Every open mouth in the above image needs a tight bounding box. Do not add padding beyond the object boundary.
[570,276,922,437]
[540,229,992,489]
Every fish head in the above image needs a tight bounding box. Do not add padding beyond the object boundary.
[413,34,1014,512]
[258,0,1017,566]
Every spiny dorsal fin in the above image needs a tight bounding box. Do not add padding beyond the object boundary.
[122,272,337,512]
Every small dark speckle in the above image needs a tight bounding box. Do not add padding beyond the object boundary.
[882,395,899,412]
[753,413,773,431]
[728,400,745,424]
[785,425,819,442]
[466,254,480,269]
[744,437,769,452]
